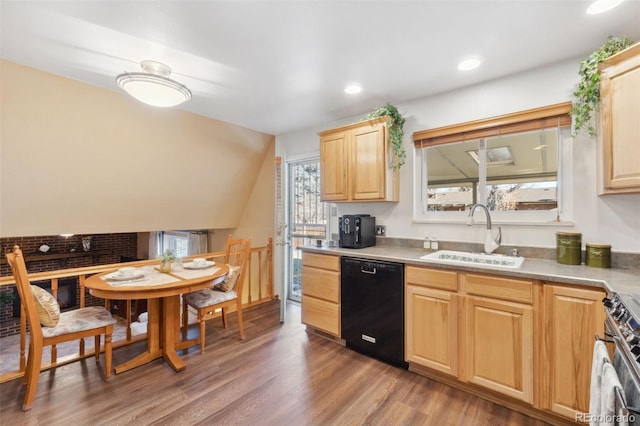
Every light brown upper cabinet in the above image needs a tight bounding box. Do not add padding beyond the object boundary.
[599,42,640,194]
[319,117,399,202]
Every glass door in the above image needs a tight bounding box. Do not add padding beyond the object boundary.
[287,158,327,302]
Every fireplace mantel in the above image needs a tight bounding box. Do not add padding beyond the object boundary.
[0,249,114,266]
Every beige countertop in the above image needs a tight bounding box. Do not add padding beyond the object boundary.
[300,245,640,297]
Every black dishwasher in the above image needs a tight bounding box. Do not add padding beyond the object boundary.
[341,257,407,368]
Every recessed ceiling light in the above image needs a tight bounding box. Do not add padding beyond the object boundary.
[587,0,625,14]
[457,57,482,71]
[344,84,362,94]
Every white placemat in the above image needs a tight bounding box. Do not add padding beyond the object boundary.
[101,268,181,287]
[171,266,222,280]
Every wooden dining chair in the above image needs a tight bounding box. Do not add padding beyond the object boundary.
[6,245,116,411]
[182,236,251,353]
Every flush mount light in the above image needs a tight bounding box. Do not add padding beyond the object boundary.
[116,60,192,107]
[344,83,362,94]
[587,0,625,14]
[59,234,74,238]
[457,57,482,71]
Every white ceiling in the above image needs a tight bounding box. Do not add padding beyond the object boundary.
[2,1,639,136]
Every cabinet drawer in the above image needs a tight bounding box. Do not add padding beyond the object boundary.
[302,252,340,271]
[301,295,340,336]
[462,273,533,304]
[406,266,458,291]
[302,266,340,302]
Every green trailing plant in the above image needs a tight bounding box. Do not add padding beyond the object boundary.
[364,103,406,171]
[571,36,634,137]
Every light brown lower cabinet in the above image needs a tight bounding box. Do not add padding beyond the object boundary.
[406,285,459,376]
[301,252,341,337]
[405,265,608,423]
[405,266,459,376]
[540,283,605,419]
[462,295,533,404]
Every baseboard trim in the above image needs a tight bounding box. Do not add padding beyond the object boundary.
[305,326,346,346]
[409,363,580,426]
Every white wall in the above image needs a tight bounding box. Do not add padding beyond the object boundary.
[277,58,640,254]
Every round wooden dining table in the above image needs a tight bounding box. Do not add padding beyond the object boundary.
[85,263,228,374]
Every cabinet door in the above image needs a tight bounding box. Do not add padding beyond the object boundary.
[600,43,640,193]
[320,132,348,201]
[463,296,533,404]
[541,285,605,419]
[350,122,386,200]
[406,285,458,376]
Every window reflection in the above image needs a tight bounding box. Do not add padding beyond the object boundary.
[425,128,561,212]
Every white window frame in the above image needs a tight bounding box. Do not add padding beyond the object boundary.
[161,231,190,258]
[412,103,574,226]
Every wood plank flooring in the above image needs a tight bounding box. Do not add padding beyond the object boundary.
[0,300,551,426]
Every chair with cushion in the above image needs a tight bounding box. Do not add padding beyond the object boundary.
[6,245,116,411]
[182,236,251,353]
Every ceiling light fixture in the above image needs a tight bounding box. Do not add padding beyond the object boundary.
[116,60,192,107]
[344,84,362,94]
[457,57,482,71]
[587,0,625,14]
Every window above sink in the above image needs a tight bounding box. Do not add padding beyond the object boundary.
[412,102,574,225]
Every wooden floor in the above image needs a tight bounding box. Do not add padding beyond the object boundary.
[0,300,550,426]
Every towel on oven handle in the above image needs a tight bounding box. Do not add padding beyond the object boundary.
[601,362,628,426]
[591,340,613,424]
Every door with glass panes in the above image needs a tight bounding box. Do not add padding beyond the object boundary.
[287,158,327,302]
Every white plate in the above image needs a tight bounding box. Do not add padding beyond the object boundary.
[105,270,145,281]
[184,260,215,269]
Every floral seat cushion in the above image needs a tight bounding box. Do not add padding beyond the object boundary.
[184,288,237,309]
[41,306,116,339]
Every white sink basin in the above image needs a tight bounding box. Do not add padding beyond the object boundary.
[420,250,525,269]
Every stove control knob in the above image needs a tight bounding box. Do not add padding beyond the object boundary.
[615,310,629,321]
[627,334,640,345]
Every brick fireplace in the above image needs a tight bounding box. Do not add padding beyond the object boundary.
[0,233,139,337]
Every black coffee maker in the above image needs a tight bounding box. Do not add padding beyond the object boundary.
[338,215,376,249]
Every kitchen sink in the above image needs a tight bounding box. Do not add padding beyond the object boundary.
[420,250,525,269]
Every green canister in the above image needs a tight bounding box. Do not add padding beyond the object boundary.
[556,231,582,265]
[586,243,611,268]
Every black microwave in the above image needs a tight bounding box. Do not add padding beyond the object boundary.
[338,215,376,249]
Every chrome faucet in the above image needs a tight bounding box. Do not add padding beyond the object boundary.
[467,203,502,254]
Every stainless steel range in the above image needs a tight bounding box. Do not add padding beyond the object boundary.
[601,292,640,422]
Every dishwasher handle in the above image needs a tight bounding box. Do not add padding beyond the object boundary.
[361,266,377,274]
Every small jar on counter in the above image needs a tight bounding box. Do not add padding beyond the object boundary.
[556,231,582,265]
[586,243,611,268]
